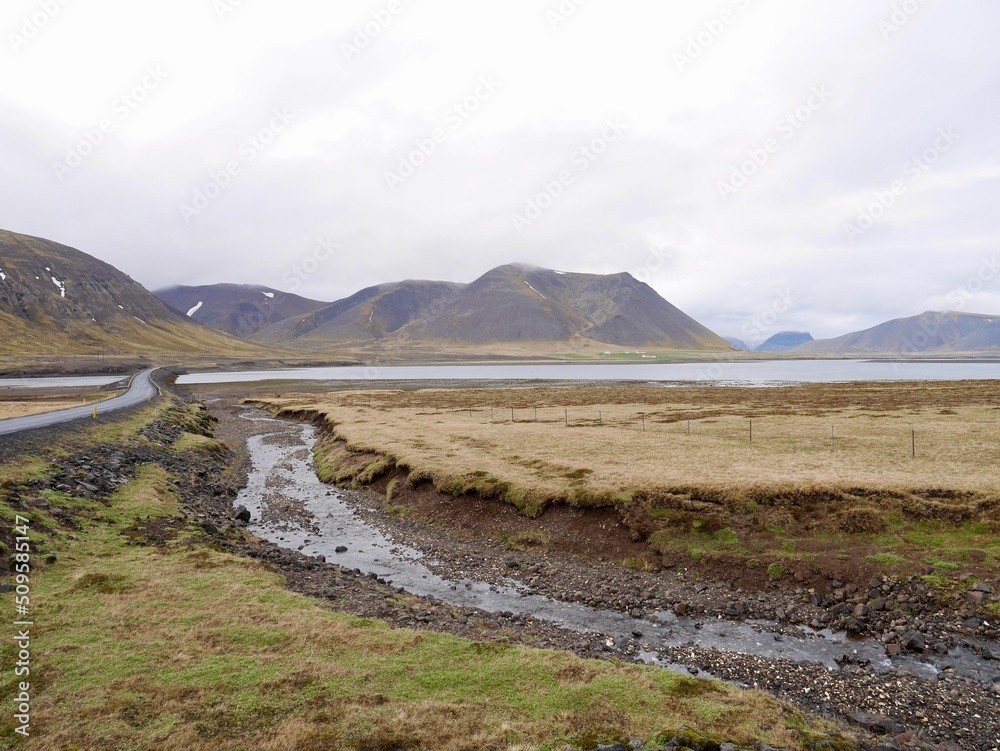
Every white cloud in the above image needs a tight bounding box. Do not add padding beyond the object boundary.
[1,0,998,343]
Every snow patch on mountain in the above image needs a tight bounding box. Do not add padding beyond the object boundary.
[186,301,204,317]
[524,281,546,299]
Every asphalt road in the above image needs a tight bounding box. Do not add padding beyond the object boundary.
[0,368,159,437]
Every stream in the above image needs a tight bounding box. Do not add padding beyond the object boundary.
[234,413,995,685]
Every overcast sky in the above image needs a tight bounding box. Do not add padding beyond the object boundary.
[3,0,999,344]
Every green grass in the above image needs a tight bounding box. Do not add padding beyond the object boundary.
[866,553,907,568]
[174,432,227,454]
[501,530,552,552]
[0,410,850,751]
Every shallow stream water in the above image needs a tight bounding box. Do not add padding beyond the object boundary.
[235,413,995,685]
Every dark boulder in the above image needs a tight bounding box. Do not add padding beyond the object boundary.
[900,630,925,652]
[844,711,904,735]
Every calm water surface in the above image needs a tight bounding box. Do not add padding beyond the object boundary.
[178,359,1000,386]
[4,359,998,390]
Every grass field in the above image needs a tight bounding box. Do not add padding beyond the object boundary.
[0,393,110,421]
[258,381,1000,499]
[0,395,848,750]
[255,381,1000,582]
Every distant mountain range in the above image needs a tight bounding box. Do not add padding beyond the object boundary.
[794,311,1000,354]
[755,331,813,353]
[250,264,733,351]
[724,337,750,351]
[0,230,261,357]
[5,229,1000,360]
[154,284,327,338]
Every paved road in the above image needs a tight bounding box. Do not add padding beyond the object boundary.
[0,368,160,437]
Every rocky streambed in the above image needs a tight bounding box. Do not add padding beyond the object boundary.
[203,405,999,751]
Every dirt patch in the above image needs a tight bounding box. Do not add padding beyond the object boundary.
[122,517,188,546]
[370,466,650,562]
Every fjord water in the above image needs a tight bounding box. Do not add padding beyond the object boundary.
[4,359,999,390]
[178,359,1000,386]
[237,413,992,684]
[0,375,125,389]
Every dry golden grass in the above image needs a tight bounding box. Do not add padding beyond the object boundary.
[0,394,106,421]
[258,381,1000,507]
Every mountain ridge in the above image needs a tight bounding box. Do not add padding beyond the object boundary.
[154,283,328,338]
[252,264,732,351]
[755,331,813,353]
[0,230,266,357]
[794,311,1000,354]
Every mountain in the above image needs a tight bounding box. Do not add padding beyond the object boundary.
[154,284,327,338]
[255,264,732,351]
[754,331,813,353]
[0,230,265,357]
[724,337,750,351]
[252,280,463,345]
[795,311,1000,354]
